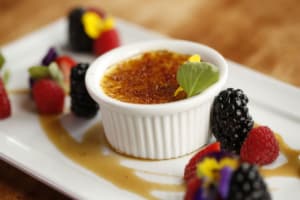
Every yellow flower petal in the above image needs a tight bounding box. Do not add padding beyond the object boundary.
[219,158,239,169]
[197,158,219,180]
[174,86,184,96]
[82,12,104,39]
[188,54,201,63]
[103,16,115,31]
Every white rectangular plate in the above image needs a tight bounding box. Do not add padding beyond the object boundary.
[0,18,299,200]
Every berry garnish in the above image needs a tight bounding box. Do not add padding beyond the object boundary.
[240,126,279,165]
[184,177,201,200]
[55,55,77,89]
[184,142,221,182]
[210,88,254,154]
[0,53,11,119]
[93,28,120,55]
[29,62,65,92]
[70,63,99,118]
[228,163,271,200]
[68,7,120,55]
[186,151,239,200]
[0,78,11,119]
[68,7,93,52]
[184,149,271,200]
[32,79,65,114]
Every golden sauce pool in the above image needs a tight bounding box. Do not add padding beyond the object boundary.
[101,50,190,104]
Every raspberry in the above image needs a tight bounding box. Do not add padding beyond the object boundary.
[184,142,220,183]
[228,163,271,200]
[240,126,279,165]
[210,88,254,154]
[0,79,11,119]
[93,28,120,55]
[32,79,65,114]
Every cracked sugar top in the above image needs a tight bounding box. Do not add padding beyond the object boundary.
[101,50,190,104]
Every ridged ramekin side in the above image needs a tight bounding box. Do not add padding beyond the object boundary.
[100,100,212,159]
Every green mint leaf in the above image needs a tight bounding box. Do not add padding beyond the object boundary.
[177,62,219,97]
[0,53,5,70]
[28,66,50,79]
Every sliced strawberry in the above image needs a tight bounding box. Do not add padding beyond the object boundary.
[93,28,120,55]
[184,177,201,200]
[0,79,11,119]
[32,79,65,114]
[184,142,221,183]
[55,56,77,87]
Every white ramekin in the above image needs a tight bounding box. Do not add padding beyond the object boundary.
[86,39,228,159]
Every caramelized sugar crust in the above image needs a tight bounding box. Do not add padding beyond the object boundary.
[101,50,189,104]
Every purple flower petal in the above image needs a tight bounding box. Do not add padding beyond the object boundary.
[195,188,204,200]
[41,47,57,66]
[218,166,233,199]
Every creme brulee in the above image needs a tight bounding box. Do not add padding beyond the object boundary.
[101,50,190,104]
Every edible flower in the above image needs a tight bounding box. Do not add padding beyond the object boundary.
[188,54,201,63]
[82,12,115,39]
[197,157,238,182]
[197,157,219,181]
[195,155,239,199]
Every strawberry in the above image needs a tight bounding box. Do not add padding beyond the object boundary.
[55,56,77,87]
[184,142,221,183]
[184,177,201,200]
[240,126,279,165]
[0,79,11,119]
[93,28,120,55]
[32,79,65,114]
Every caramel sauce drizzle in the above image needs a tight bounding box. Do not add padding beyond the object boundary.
[39,115,300,199]
[8,88,30,95]
[260,134,300,178]
[39,115,184,200]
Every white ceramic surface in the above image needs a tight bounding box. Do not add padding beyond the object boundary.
[86,40,228,159]
[0,18,299,200]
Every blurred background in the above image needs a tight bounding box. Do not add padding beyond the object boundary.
[1,0,300,87]
[0,0,299,199]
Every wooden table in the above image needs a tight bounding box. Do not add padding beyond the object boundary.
[0,0,299,199]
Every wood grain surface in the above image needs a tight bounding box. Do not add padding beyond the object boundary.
[0,0,299,199]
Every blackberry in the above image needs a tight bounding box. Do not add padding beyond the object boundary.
[228,163,271,200]
[70,63,99,118]
[210,88,254,154]
[68,8,93,52]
